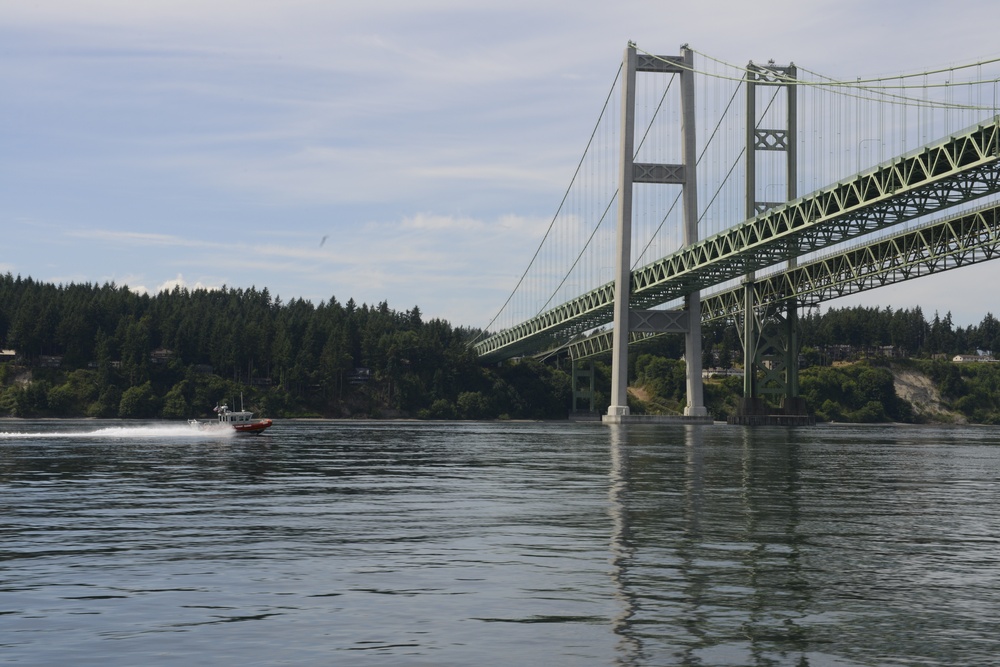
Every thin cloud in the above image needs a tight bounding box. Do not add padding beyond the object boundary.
[66,229,206,247]
[6,0,1000,329]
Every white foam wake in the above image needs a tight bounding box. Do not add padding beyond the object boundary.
[0,424,236,439]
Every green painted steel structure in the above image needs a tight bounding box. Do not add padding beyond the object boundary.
[474,117,1000,363]
[563,201,1000,360]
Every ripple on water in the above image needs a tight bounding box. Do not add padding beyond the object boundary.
[2,420,1000,665]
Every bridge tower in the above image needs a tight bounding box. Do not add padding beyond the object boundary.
[734,61,811,424]
[604,43,710,423]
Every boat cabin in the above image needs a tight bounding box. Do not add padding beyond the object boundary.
[216,405,255,425]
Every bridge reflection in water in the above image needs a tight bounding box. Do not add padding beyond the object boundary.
[604,423,998,664]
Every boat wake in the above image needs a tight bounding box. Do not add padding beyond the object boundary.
[0,424,236,439]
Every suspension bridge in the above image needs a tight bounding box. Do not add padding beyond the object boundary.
[470,43,1000,424]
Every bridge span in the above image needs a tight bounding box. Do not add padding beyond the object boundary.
[563,200,1000,360]
[471,44,1000,422]
[475,117,1000,362]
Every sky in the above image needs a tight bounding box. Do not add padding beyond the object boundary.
[4,0,1000,329]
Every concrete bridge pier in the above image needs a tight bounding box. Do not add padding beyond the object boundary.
[604,43,710,424]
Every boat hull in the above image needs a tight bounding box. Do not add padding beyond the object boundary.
[233,419,273,434]
[188,418,273,434]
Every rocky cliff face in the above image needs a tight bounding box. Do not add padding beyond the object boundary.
[892,366,966,423]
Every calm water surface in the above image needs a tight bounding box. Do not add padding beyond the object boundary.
[2,419,1000,666]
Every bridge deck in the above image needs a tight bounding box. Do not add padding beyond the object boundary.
[475,118,1000,362]
[565,201,1000,360]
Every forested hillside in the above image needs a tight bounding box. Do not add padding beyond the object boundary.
[0,274,569,419]
[3,272,1000,422]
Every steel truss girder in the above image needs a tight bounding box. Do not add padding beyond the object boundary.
[547,310,690,362]
[755,202,783,214]
[566,328,658,361]
[629,118,1000,309]
[565,201,1000,360]
[474,118,1000,362]
[474,283,617,361]
[702,201,1000,318]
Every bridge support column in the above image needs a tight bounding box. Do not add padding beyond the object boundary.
[679,45,707,417]
[784,298,799,400]
[684,289,707,417]
[606,44,637,418]
[740,279,759,414]
[605,43,708,422]
[571,360,596,416]
[731,59,810,425]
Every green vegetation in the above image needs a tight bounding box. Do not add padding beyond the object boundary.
[613,306,1000,423]
[3,274,1000,423]
[0,274,569,420]
[909,357,1000,424]
[798,362,913,423]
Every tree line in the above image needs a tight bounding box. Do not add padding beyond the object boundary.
[2,272,999,421]
[0,274,569,419]
[798,305,1000,358]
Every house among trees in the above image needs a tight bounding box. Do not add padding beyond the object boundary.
[150,348,174,365]
[952,354,996,363]
[349,367,371,384]
[39,355,63,368]
[702,367,744,379]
